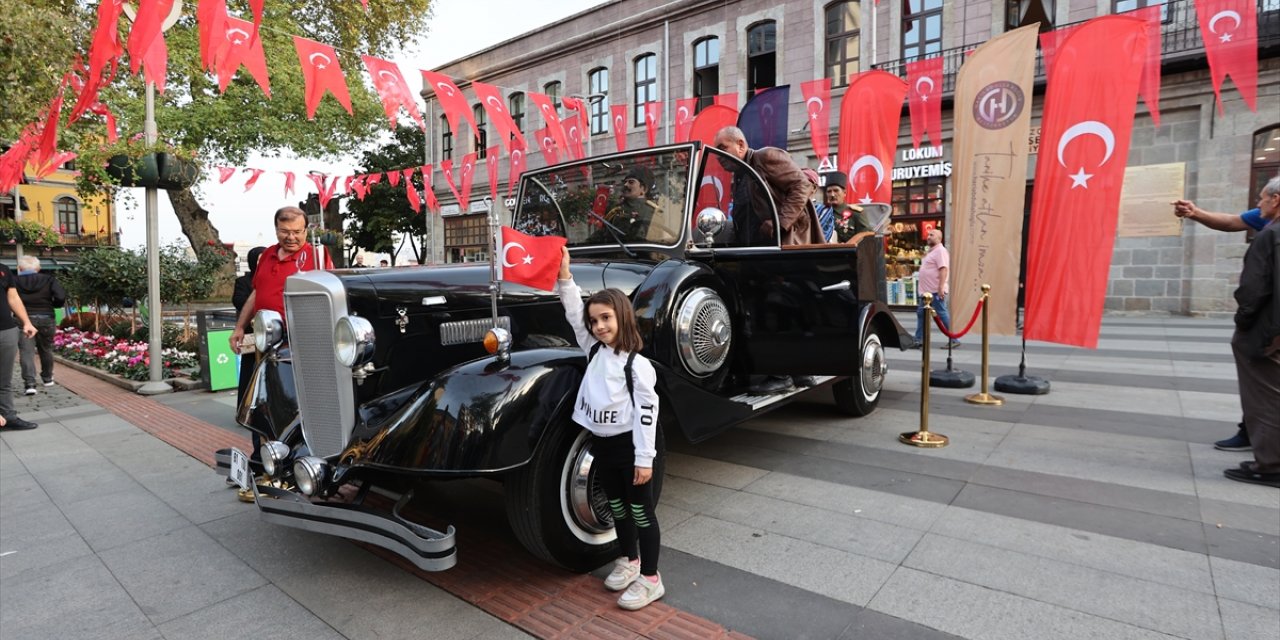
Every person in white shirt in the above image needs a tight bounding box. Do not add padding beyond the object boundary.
[557,247,665,610]
[914,227,960,348]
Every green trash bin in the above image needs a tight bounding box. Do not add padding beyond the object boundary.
[198,310,240,391]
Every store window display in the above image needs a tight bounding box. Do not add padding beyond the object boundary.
[886,175,947,306]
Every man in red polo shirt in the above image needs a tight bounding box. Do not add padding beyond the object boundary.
[229,206,332,352]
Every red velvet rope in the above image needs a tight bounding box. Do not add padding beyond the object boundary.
[932,298,984,339]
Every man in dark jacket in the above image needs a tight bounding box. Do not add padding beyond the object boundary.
[14,256,66,395]
[713,126,823,247]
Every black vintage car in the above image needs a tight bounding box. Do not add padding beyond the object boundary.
[229,142,909,573]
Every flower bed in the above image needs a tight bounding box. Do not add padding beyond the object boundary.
[54,328,199,381]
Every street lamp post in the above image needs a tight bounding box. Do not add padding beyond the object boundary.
[127,1,184,395]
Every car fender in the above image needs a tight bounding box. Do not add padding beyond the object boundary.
[337,348,586,475]
[236,346,300,441]
[859,300,912,349]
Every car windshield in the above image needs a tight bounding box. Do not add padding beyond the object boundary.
[513,147,692,248]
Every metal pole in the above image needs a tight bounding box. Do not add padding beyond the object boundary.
[901,293,948,447]
[965,284,1004,405]
[139,79,168,394]
[11,185,23,260]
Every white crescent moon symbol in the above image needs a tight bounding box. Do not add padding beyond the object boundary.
[700,176,724,202]
[435,82,454,96]
[915,76,935,95]
[1056,120,1116,168]
[848,155,886,190]
[512,150,523,162]
[1209,10,1241,33]
[226,27,250,42]
[501,242,525,268]
[308,52,331,67]
[805,96,824,113]
[377,70,398,83]
[486,96,504,111]
[678,106,690,121]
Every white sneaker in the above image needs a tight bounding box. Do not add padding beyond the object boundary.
[23,387,36,396]
[617,573,664,610]
[604,557,641,591]
[42,379,54,387]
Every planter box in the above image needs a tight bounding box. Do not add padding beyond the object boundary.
[156,152,201,190]
[53,355,204,393]
[104,153,199,190]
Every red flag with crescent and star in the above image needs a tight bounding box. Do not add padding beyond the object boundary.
[196,0,227,71]
[459,152,477,211]
[362,56,424,130]
[508,137,527,196]
[403,168,421,213]
[421,165,440,213]
[473,82,526,153]
[486,145,501,205]
[1195,0,1258,114]
[387,170,401,187]
[906,56,943,149]
[127,0,172,86]
[800,79,831,159]
[71,0,126,123]
[421,70,478,140]
[1024,15,1147,349]
[293,36,352,119]
[535,126,560,165]
[215,16,271,98]
[610,104,628,152]
[675,98,697,143]
[243,168,264,191]
[497,226,567,291]
[562,96,587,121]
[837,71,907,205]
[527,92,569,152]
[644,102,660,148]
[440,159,461,203]
[689,105,738,216]
[562,114,586,161]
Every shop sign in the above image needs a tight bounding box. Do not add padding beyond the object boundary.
[1029,126,1041,154]
[900,146,944,162]
[469,201,488,213]
[892,161,952,181]
[440,204,461,216]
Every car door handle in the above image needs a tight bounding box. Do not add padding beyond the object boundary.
[821,280,851,292]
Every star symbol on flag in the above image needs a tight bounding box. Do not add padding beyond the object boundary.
[522,255,533,265]
[1219,32,1233,43]
[858,194,873,204]
[1069,167,1093,189]
[921,94,929,102]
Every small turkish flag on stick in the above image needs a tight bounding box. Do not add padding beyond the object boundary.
[497,226,567,291]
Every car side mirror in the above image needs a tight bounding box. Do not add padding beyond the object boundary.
[695,208,727,246]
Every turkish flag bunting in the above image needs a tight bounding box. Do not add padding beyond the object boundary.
[535,126,561,165]
[1024,16,1148,348]
[421,165,440,212]
[217,166,236,183]
[562,114,586,160]
[688,105,739,215]
[32,81,67,176]
[247,0,264,42]
[508,137,527,197]
[498,226,567,291]
[800,79,832,159]
[34,152,76,181]
[1196,0,1258,114]
[1040,10,1161,126]
[362,56,424,130]
[473,82,527,153]
[675,98,698,142]
[906,56,943,149]
[127,0,172,82]
[440,159,461,204]
[610,105,628,152]
[71,0,126,123]
[293,37,353,119]
[837,71,907,205]
[349,174,367,200]
[197,0,227,71]
[366,172,382,186]
[528,92,569,152]
[387,170,401,187]
[459,153,477,211]
[421,70,478,142]
[215,16,271,98]
[403,168,421,213]
[282,171,296,197]
[714,93,738,110]
[243,168,264,191]
[486,146,501,206]
[343,175,355,194]
[309,173,340,212]
[562,96,587,119]
[644,102,660,148]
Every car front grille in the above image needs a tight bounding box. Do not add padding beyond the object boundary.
[285,272,355,459]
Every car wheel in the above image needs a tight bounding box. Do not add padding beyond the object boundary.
[833,332,886,416]
[504,421,665,573]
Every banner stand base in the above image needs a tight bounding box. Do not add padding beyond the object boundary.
[994,374,1050,395]
[930,369,975,388]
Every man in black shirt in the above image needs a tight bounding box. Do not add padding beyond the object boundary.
[0,263,39,430]
[14,255,67,394]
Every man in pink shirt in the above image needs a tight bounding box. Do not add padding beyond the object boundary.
[913,227,960,348]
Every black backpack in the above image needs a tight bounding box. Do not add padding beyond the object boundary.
[588,342,637,406]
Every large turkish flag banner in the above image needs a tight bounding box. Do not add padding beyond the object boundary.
[1024,16,1147,348]
[508,137,527,196]
[215,16,271,98]
[535,126,560,165]
[498,226,567,291]
[675,98,698,142]
[610,104,629,152]
[459,152,477,212]
[905,56,943,149]
[293,36,352,119]
[837,71,907,205]
[800,79,831,159]
[1196,0,1259,114]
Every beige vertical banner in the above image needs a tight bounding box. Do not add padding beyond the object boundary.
[949,24,1040,336]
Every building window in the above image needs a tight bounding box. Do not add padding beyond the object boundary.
[508,92,525,134]
[473,104,488,158]
[0,195,15,220]
[747,21,777,92]
[588,67,610,135]
[903,0,944,61]
[1006,0,1054,32]
[891,175,947,218]
[1113,0,1170,22]
[824,2,861,88]
[634,54,658,126]
[441,115,453,161]
[1250,125,1280,209]
[543,81,562,116]
[693,37,720,113]
[56,196,80,236]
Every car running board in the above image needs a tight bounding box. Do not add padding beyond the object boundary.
[729,375,837,411]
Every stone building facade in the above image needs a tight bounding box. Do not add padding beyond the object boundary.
[420,0,1280,315]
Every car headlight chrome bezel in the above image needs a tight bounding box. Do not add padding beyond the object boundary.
[293,456,329,497]
[260,440,291,477]
[253,310,284,353]
[334,316,376,367]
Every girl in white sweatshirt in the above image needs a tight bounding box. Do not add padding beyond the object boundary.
[556,247,664,610]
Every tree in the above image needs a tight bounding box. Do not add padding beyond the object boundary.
[344,125,432,265]
[8,0,435,276]
[0,1,87,141]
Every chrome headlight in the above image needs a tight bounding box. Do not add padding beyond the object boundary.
[253,310,284,353]
[334,316,375,367]
[260,440,291,477]
[293,456,329,497]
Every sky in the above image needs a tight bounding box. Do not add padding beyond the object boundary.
[117,0,604,256]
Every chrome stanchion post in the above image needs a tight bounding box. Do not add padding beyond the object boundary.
[965,284,1004,406]
[901,293,949,448]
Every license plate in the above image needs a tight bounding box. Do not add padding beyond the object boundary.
[229,448,252,491]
